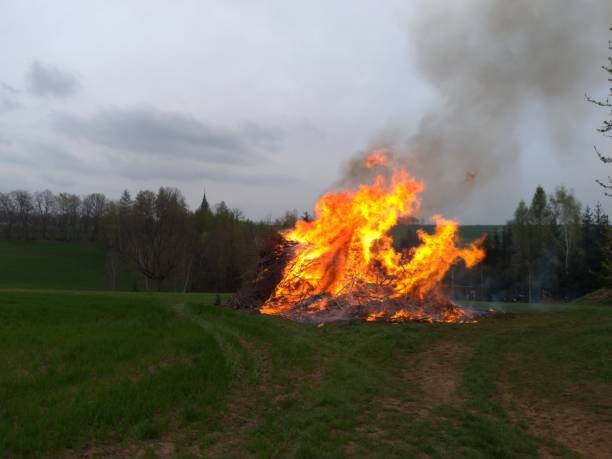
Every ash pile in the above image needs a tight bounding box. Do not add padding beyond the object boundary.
[263,292,477,323]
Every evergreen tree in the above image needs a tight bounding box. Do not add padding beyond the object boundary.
[117,189,133,253]
[529,186,550,225]
[580,205,597,292]
[118,190,133,213]
[594,203,612,287]
[512,200,531,301]
[528,186,554,300]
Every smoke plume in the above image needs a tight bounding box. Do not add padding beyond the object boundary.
[343,0,612,221]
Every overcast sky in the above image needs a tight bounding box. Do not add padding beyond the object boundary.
[1,0,611,223]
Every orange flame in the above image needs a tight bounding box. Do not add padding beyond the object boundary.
[260,152,486,323]
[364,149,390,168]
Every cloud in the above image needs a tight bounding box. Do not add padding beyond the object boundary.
[112,154,297,186]
[0,97,22,114]
[1,82,20,94]
[0,82,22,114]
[0,140,89,172]
[25,61,80,98]
[52,105,283,164]
[49,105,293,188]
[116,159,213,181]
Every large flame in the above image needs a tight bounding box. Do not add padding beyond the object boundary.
[260,152,486,323]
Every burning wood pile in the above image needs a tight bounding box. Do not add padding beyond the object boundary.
[229,151,487,324]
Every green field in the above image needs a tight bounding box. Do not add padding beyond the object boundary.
[1,290,610,458]
[0,241,111,290]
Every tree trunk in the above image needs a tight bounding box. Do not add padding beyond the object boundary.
[564,226,570,276]
[182,257,193,293]
[528,266,533,303]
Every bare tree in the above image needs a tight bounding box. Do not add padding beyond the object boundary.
[550,187,582,277]
[56,193,81,240]
[81,193,106,241]
[125,187,196,290]
[0,193,16,239]
[587,27,612,194]
[105,250,121,290]
[34,190,56,239]
[275,209,298,229]
[12,191,34,239]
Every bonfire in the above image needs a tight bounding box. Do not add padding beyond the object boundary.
[230,151,486,323]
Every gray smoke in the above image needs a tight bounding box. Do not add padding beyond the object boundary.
[343,0,612,221]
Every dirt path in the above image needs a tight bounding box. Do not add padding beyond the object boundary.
[404,340,468,406]
[500,392,612,458]
[498,355,612,458]
[347,341,467,455]
[172,303,272,458]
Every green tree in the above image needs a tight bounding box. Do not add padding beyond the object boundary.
[580,205,597,291]
[116,189,133,253]
[511,200,532,301]
[528,186,554,300]
[550,187,581,275]
[594,203,612,286]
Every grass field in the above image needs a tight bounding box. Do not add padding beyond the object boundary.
[0,241,112,290]
[1,290,610,458]
[0,241,138,291]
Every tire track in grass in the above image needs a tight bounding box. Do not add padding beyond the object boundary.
[171,303,273,458]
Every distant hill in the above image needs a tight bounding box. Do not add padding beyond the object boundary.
[575,288,612,305]
[0,240,117,291]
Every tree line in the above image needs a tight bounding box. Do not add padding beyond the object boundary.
[446,186,612,302]
[0,188,297,292]
[1,185,610,301]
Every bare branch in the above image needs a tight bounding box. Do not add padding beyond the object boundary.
[597,119,612,134]
[586,92,611,107]
[595,145,612,163]
[596,178,612,190]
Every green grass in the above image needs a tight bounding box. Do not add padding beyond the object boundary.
[1,291,610,458]
[0,241,114,290]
